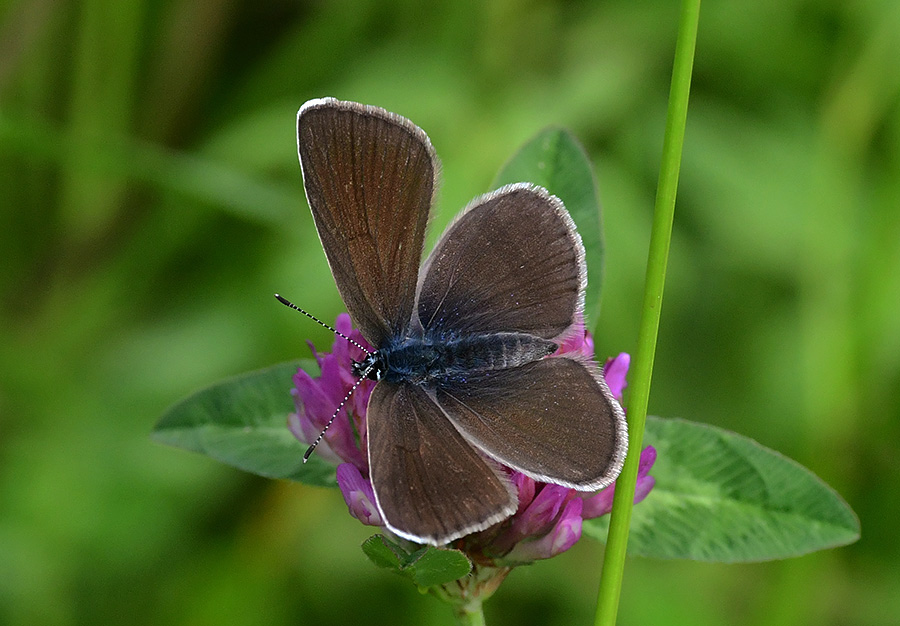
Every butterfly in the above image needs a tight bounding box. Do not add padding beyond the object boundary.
[295,97,627,545]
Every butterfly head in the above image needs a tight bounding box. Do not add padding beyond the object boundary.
[352,352,385,381]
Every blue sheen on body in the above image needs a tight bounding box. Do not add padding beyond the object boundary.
[353,332,557,385]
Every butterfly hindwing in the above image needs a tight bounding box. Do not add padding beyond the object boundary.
[434,356,627,491]
[417,184,583,340]
[366,380,517,545]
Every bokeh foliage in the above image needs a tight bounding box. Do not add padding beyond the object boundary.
[1,1,897,625]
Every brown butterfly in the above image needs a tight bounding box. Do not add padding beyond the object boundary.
[295,98,627,545]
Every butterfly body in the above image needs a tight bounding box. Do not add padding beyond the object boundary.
[296,97,627,545]
[353,332,558,385]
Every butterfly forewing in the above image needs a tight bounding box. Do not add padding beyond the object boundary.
[417,184,583,340]
[435,357,627,490]
[297,98,437,347]
[366,381,517,545]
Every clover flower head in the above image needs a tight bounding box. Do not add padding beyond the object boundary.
[289,316,656,565]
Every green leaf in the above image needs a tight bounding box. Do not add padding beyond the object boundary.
[362,535,472,588]
[152,360,336,487]
[404,545,473,588]
[361,534,405,570]
[492,127,605,326]
[584,416,860,562]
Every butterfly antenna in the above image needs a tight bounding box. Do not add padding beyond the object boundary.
[274,293,371,354]
[302,360,376,462]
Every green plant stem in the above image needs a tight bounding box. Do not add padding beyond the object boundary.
[593,1,700,625]
[437,564,508,626]
[452,600,486,626]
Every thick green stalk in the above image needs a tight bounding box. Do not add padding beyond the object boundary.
[452,602,486,626]
[592,1,701,625]
[437,564,509,626]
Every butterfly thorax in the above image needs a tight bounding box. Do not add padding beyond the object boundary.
[352,332,557,385]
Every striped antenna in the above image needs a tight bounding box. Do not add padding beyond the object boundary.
[301,360,375,463]
[275,293,374,462]
[274,294,371,354]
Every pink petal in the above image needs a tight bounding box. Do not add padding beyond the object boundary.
[505,498,584,562]
[512,484,571,538]
[603,353,631,401]
[581,446,657,519]
[336,463,383,527]
[512,472,537,514]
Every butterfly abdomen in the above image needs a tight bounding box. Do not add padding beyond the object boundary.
[381,333,556,384]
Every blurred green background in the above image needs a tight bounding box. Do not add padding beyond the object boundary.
[1,0,898,624]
